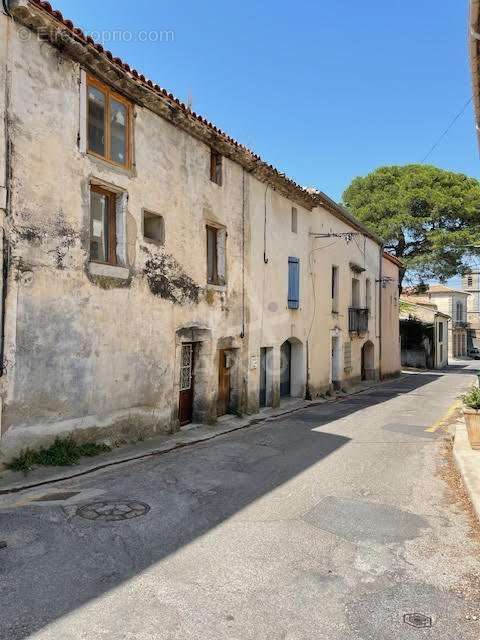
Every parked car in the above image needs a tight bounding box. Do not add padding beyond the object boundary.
[469,347,480,360]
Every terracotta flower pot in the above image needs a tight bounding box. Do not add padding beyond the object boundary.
[463,408,480,450]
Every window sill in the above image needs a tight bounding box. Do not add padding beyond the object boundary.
[88,262,129,280]
[206,283,227,292]
[143,237,165,248]
[87,153,135,178]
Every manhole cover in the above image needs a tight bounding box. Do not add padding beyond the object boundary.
[77,500,150,522]
[404,613,432,628]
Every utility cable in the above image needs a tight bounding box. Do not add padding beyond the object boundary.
[420,97,472,163]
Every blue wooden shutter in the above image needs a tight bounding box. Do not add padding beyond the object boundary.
[288,257,300,309]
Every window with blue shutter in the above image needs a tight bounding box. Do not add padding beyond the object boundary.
[288,257,300,309]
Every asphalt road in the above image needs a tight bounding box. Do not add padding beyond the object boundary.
[1,363,480,639]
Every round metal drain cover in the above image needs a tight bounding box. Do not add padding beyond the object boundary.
[403,613,432,628]
[77,500,150,522]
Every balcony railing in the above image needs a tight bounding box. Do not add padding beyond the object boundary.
[349,307,369,335]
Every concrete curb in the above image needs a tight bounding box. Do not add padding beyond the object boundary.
[0,376,399,495]
[453,420,480,522]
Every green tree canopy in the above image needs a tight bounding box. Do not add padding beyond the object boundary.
[342,164,480,286]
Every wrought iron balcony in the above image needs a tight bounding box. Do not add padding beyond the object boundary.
[349,307,369,335]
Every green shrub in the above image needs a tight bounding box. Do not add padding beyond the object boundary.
[461,386,480,410]
[6,437,111,474]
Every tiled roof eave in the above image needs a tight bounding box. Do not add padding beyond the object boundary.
[8,0,384,243]
[9,0,317,210]
[470,0,480,149]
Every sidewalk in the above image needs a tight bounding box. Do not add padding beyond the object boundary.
[453,420,480,522]
[452,364,480,522]
[0,378,393,495]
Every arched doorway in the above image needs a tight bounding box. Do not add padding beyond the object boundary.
[361,340,375,381]
[280,338,305,398]
[280,341,292,397]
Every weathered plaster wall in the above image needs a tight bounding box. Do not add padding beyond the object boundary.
[381,257,400,378]
[0,12,386,458]
[246,179,381,411]
[0,22,250,456]
[0,10,8,211]
[307,210,381,392]
[246,182,312,410]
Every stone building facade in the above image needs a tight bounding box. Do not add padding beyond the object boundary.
[462,271,480,349]
[0,1,401,459]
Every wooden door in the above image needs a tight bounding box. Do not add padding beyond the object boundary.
[178,343,195,426]
[259,348,267,407]
[280,341,291,397]
[217,349,231,416]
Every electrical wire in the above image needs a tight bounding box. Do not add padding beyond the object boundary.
[420,97,472,163]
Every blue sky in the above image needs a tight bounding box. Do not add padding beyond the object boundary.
[51,0,478,205]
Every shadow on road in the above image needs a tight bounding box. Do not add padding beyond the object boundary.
[0,367,473,639]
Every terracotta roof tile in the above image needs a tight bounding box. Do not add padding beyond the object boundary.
[24,0,384,244]
[28,0,314,192]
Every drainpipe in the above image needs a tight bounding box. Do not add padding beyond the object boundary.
[240,169,246,339]
[0,2,12,376]
[305,341,311,401]
[378,244,383,380]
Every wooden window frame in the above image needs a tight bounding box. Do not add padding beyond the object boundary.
[291,207,298,233]
[90,185,117,266]
[143,209,165,245]
[332,265,339,312]
[207,225,219,284]
[86,74,133,169]
[210,149,223,186]
[288,256,300,310]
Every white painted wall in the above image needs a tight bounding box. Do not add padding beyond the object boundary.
[381,256,401,378]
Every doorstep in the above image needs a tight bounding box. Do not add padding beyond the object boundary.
[453,420,480,523]
[0,376,392,495]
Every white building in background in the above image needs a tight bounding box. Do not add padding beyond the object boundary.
[428,285,469,358]
[403,285,469,358]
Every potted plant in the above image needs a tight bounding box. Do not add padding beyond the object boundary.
[461,386,480,449]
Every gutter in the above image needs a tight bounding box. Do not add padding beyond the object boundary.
[378,245,383,379]
[9,0,383,240]
[469,0,480,151]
